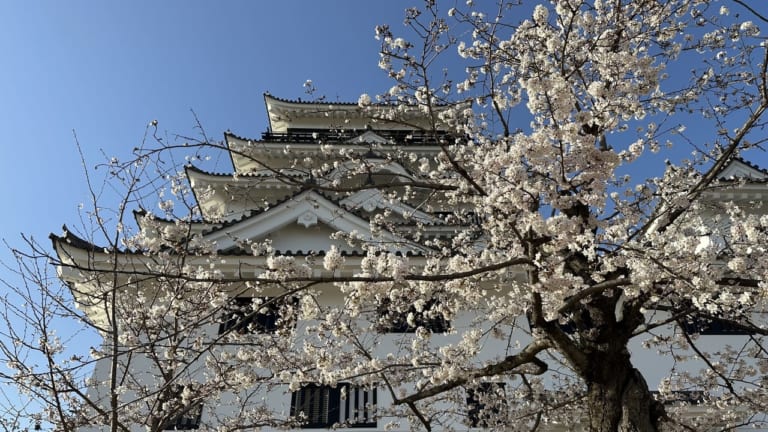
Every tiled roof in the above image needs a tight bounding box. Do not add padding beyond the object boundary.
[186,164,235,177]
[195,187,446,235]
[264,93,452,107]
[133,208,207,225]
[265,94,360,106]
[186,164,467,228]
[50,226,109,253]
[224,130,255,142]
[732,156,768,176]
[185,163,307,179]
[714,156,768,184]
[50,226,425,258]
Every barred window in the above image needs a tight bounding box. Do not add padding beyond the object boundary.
[290,383,376,428]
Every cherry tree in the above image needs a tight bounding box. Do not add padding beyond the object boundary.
[364,1,768,429]
[3,1,768,432]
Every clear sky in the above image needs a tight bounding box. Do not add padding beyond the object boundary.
[0,1,411,249]
[4,1,768,258]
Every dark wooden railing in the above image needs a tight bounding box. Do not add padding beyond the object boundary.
[261,129,451,145]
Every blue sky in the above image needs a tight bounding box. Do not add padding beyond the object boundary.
[5,1,768,255]
[0,1,410,248]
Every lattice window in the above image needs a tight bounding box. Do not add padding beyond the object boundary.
[290,383,376,428]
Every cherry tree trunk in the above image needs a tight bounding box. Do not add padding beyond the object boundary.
[586,358,663,432]
[579,297,665,432]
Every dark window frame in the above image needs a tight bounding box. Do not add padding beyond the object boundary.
[290,383,377,428]
[160,385,203,430]
[218,296,296,335]
[466,382,507,428]
[679,314,754,335]
[377,298,449,333]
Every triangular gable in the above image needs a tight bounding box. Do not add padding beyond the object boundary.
[189,158,415,191]
[202,190,415,252]
[345,130,390,144]
[717,158,768,180]
[322,159,415,185]
[340,189,442,225]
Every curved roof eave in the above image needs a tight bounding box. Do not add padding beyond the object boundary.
[133,208,215,237]
[716,156,768,180]
[51,232,428,280]
[263,93,471,133]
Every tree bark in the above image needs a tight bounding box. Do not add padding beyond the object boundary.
[576,295,665,431]
[586,360,664,432]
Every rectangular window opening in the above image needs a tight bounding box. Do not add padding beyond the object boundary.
[466,382,506,428]
[218,296,296,335]
[290,383,377,428]
[679,314,754,335]
[377,298,449,333]
[161,385,203,430]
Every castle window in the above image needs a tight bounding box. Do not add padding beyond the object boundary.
[218,297,295,335]
[290,384,377,428]
[466,383,506,428]
[161,385,203,430]
[377,298,449,333]
[679,314,754,335]
[651,390,705,404]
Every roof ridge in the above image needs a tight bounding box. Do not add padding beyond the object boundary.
[265,93,359,106]
[731,155,768,175]
[263,93,452,107]
[50,225,110,253]
[133,208,207,225]
[186,164,306,178]
[224,130,254,141]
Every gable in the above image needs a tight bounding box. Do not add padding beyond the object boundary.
[340,189,442,225]
[188,158,426,223]
[345,130,390,144]
[717,158,768,180]
[322,159,415,187]
[256,221,355,253]
[203,190,414,253]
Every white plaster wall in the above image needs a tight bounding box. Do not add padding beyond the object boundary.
[82,299,767,431]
